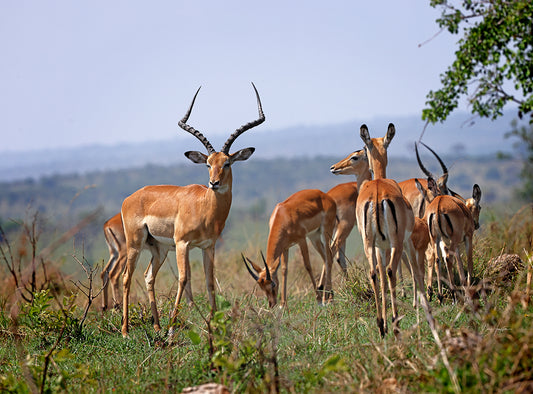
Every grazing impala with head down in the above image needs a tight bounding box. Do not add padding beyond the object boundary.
[120,83,265,337]
[243,188,337,307]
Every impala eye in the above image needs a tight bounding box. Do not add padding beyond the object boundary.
[223,161,230,168]
[206,164,211,169]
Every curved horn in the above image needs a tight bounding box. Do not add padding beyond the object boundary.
[178,86,216,155]
[242,253,259,281]
[415,142,436,179]
[221,82,265,154]
[420,141,448,176]
[260,250,271,282]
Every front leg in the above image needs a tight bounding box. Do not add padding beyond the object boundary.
[280,250,290,307]
[169,241,190,335]
[202,246,217,314]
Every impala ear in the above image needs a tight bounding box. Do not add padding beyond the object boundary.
[360,124,373,149]
[472,184,482,204]
[438,172,449,193]
[427,177,438,196]
[185,151,208,164]
[414,178,427,199]
[230,147,255,163]
[383,123,395,149]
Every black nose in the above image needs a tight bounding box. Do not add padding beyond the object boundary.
[209,180,220,189]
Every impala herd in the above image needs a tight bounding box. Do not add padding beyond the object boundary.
[100,84,482,338]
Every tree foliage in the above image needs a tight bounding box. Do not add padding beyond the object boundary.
[423,0,533,123]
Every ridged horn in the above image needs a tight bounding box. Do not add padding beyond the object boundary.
[242,253,259,281]
[178,86,216,155]
[415,142,436,180]
[260,250,271,282]
[221,82,265,154]
[419,141,448,176]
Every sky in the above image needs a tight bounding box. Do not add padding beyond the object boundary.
[0,1,462,153]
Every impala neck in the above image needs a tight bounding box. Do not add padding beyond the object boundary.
[356,166,372,188]
[368,157,387,180]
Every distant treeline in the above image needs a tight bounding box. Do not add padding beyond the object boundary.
[0,154,522,260]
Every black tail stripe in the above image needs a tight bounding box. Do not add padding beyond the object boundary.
[384,199,398,234]
[376,200,386,241]
[364,201,370,233]
[444,213,454,235]
[429,213,435,238]
[437,212,445,236]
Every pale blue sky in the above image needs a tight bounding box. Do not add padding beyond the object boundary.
[0,1,460,153]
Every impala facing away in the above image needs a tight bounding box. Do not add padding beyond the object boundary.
[419,179,482,303]
[120,83,265,337]
[355,123,424,337]
[330,148,427,308]
[243,188,336,307]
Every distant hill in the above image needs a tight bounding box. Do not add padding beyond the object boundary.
[0,110,521,182]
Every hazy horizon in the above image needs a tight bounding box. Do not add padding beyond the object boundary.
[1,1,466,154]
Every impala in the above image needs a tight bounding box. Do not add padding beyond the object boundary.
[419,179,482,303]
[100,213,191,311]
[330,148,426,307]
[356,123,424,337]
[328,148,371,274]
[120,83,265,337]
[242,188,336,307]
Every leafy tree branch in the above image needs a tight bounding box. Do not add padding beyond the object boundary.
[423,0,533,123]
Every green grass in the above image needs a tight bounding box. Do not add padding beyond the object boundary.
[1,205,533,392]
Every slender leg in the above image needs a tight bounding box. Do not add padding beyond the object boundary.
[377,250,389,335]
[330,223,350,276]
[403,238,421,308]
[464,235,474,285]
[185,252,193,304]
[100,247,116,311]
[387,245,403,337]
[297,240,317,289]
[310,231,334,303]
[364,241,385,337]
[397,253,406,298]
[435,239,445,303]
[143,247,166,332]
[122,246,141,338]
[169,242,189,335]
[426,246,435,300]
[443,247,457,303]
[109,251,126,309]
[280,249,290,307]
[202,246,217,313]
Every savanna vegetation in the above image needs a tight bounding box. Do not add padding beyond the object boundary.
[2,0,533,390]
[0,150,531,392]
